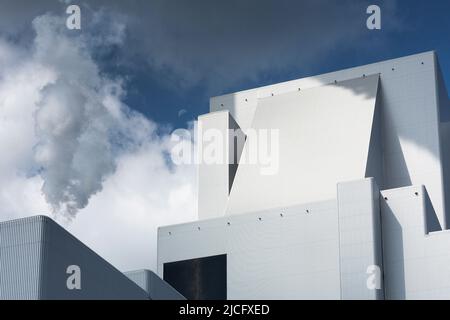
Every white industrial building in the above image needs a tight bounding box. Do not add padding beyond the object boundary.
[158,51,450,300]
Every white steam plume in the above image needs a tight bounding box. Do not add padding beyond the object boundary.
[30,14,153,220]
[0,13,196,269]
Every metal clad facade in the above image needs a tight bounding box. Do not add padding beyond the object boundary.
[0,216,149,300]
[0,216,46,299]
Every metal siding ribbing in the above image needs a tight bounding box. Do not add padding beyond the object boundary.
[0,216,47,299]
[125,270,150,293]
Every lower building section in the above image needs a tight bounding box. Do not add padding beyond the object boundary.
[3,179,450,299]
[380,185,450,299]
[158,178,450,300]
[159,198,341,299]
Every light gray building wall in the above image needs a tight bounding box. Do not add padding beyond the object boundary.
[225,75,380,216]
[204,51,449,229]
[158,179,384,299]
[160,199,341,299]
[337,178,383,300]
[197,111,246,220]
[380,186,450,299]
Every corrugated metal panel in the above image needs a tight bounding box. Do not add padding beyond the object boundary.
[125,269,185,300]
[0,216,47,300]
[126,270,149,292]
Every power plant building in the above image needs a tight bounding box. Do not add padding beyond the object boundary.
[158,51,450,300]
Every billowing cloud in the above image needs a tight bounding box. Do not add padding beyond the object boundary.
[31,14,129,219]
[0,13,196,270]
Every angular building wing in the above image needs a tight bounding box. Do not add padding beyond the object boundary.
[226,74,381,215]
[159,51,450,300]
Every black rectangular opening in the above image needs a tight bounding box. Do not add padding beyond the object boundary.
[163,254,227,300]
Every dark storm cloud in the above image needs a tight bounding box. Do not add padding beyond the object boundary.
[108,0,403,91]
[0,0,402,92]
